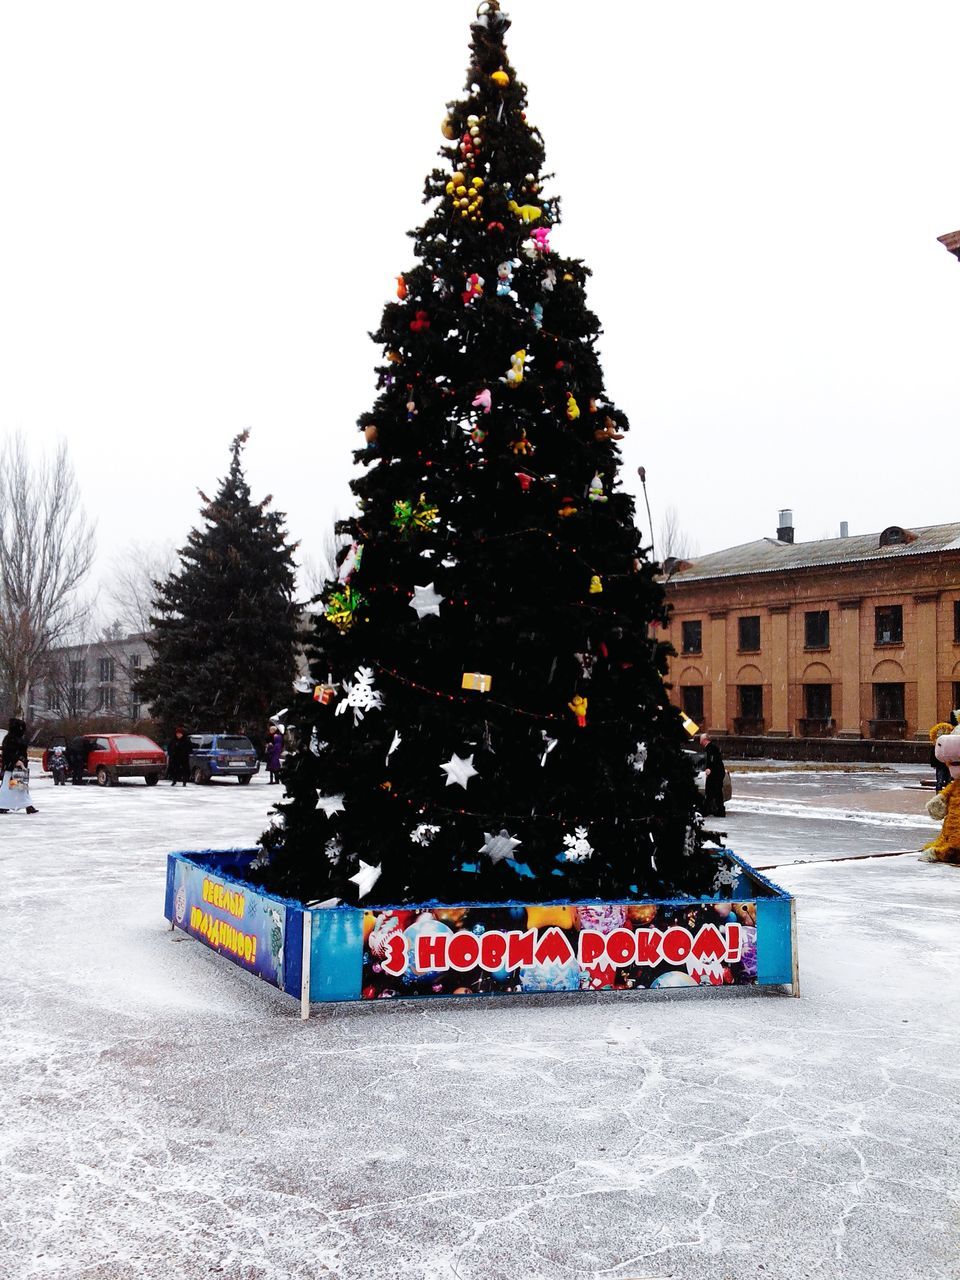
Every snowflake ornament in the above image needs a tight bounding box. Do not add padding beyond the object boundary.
[627,742,648,773]
[410,823,440,846]
[562,826,594,862]
[712,861,738,891]
[335,666,383,724]
[324,836,343,864]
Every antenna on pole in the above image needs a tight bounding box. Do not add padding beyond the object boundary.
[638,466,655,560]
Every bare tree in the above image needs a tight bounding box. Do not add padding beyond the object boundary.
[301,520,349,601]
[104,539,176,637]
[658,504,698,563]
[0,435,95,716]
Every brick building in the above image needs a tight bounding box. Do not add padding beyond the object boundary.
[662,513,960,747]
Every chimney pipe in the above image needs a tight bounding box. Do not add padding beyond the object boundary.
[840,521,849,538]
[777,509,794,544]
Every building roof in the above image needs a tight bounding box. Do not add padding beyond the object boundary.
[666,522,960,584]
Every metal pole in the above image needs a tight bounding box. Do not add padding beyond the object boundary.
[300,910,312,1020]
[790,897,800,998]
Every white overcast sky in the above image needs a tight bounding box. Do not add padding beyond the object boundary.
[2,0,959,599]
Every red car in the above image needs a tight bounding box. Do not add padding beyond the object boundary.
[44,733,167,786]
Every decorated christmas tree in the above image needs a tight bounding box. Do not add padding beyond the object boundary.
[137,432,299,737]
[260,0,713,907]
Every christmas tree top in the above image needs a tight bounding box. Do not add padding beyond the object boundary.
[260,0,712,907]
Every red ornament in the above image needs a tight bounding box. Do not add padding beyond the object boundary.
[486,221,505,233]
[515,471,533,491]
[410,310,430,332]
[396,275,407,300]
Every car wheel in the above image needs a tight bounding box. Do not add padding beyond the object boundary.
[238,774,252,785]
[96,766,112,787]
[191,766,208,785]
[145,774,159,787]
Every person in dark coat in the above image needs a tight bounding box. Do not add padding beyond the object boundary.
[68,735,94,785]
[166,726,191,786]
[0,717,38,814]
[265,724,284,784]
[700,733,726,818]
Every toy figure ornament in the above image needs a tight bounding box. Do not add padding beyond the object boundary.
[923,726,960,863]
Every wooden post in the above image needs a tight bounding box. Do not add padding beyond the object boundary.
[790,897,800,997]
[300,910,312,1020]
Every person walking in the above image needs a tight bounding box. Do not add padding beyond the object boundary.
[167,726,191,786]
[265,724,284,784]
[700,733,727,818]
[68,735,93,785]
[0,717,39,814]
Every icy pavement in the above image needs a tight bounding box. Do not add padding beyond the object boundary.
[722,764,938,866]
[2,772,959,1280]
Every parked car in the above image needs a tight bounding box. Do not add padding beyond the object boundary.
[188,734,259,785]
[42,733,166,786]
[684,748,733,805]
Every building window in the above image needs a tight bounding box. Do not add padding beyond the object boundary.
[954,601,960,644]
[738,685,763,719]
[874,605,903,646]
[45,684,60,713]
[873,683,904,721]
[738,616,761,651]
[99,656,116,684]
[130,652,142,669]
[681,686,704,722]
[96,685,116,711]
[952,683,960,718]
[681,620,702,654]
[70,659,86,685]
[804,684,832,720]
[804,610,830,648]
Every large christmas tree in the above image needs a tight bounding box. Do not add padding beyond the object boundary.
[137,433,299,738]
[260,1,711,906]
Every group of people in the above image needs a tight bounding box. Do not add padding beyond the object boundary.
[163,724,284,785]
[0,717,288,814]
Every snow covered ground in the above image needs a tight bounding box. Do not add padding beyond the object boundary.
[2,769,959,1280]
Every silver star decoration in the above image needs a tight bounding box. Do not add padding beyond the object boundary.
[540,733,557,767]
[479,829,521,863]
[316,793,345,818]
[409,583,445,619]
[385,730,402,764]
[349,860,382,899]
[439,752,479,789]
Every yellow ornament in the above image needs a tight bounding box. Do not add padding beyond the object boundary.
[508,199,542,224]
[441,116,457,140]
[589,575,602,594]
[491,69,510,87]
[527,905,577,930]
[568,695,588,727]
[565,393,581,421]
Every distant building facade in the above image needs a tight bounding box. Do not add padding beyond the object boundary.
[662,515,960,743]
[38,632,153,723]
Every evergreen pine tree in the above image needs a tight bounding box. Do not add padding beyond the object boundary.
[261,1,712,906]
[137,432,299,737]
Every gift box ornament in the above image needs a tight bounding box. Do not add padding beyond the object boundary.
[313,684,336,705]
[462,672,493,693]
